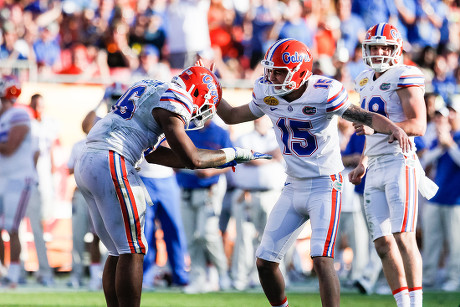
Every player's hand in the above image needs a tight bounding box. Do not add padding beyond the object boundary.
[388,127,412,153]
[194,59,216,73]
[234,147,272,163]
[348,164,366,185]
[353,123,374,135]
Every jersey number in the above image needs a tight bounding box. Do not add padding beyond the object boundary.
[362,96,388,117]
[112,85,147,120]
[277,118,318,156]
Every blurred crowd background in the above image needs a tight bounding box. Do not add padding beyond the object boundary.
[0,0,459,95]
[1,0,460,296]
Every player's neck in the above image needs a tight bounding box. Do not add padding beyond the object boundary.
[282,82,307,102]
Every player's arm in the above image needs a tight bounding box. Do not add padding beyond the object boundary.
[217,98,260,125]
[148,108,227,169]
[148,108,271,169]
[396,86,426,136]
[342,104,412,152]
[0,124,29,156]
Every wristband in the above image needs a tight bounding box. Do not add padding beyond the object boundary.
[221,147,236,163]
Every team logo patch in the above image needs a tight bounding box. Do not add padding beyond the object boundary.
[333,180,342,191]
[359,78,368,87]
[380,83,390,90]
[264,96,279,106]
[302,106,317,115]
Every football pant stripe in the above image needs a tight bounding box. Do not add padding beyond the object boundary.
[323,173,342,257]
[109,151,146,254]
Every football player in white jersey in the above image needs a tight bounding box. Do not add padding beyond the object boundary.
[74,66,271,307]
[214,38,411,307]
[0,76,35,287]
[348,23,426,307]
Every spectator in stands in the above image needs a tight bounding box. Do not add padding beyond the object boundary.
[165,0,212,69]
[245,0,282,70]
[131,45,171,82]
[33,22,62,74]
[335,0,366,59]
[421,97,460,292]
[431,54,457,102]
[277,0,314,49]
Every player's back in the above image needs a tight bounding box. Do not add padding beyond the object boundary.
[86,79,193,165]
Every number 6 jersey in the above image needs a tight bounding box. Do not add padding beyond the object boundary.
[249,75,351,179]
[86,80,194,165]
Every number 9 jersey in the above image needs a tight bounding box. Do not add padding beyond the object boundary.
[86,80,194,165]
[248,75,351,179]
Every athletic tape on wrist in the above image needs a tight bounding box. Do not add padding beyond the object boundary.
[221,148,236,163]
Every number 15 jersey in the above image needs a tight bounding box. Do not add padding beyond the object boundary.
[86,80,194,165]
[249,75,351,179]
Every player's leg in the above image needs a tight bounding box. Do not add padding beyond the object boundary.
[308,174,342,307]
[116,253,144,307]
[386,154,422,305]
[76,151,148,307]
[4,177,33,285]
[256,178,306,306]
[312,256,340,306]
[256,258,287,305]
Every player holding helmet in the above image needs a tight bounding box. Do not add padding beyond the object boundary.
[214,38,412,307]
[349,23,427,307]
[74,66,271,307]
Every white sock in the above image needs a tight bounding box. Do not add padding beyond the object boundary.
[409,287,423,307]
[7,262,21,283]
[393,287,410,307]
[271,297,289,307]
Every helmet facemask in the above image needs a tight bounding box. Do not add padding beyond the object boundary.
[261,61,301,96]
[363,42,401,73]
[186,89,216,130]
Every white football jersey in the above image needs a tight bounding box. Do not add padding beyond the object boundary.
[354,65,425,157]
[0,107,36,178]
[249,75,351,179]
[86,80,194,165]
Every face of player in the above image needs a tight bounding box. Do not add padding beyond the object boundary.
[266,67,289,90]
[369,45,393,64]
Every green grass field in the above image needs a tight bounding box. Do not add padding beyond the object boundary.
[0,289,457,307]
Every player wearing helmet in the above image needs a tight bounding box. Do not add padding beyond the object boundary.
[349,23,427,307]
[0,75,36,287]
[74,66,271,307]
[214,38,412,307]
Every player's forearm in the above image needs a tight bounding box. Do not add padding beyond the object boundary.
[370,113,402,135]
[395,119,426,136]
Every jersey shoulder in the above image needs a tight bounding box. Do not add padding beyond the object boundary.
[307,75,350,113]
[392,65,425,89]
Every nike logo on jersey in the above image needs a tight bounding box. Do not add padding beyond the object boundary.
[284,182,291,186]
[270,107,277,111]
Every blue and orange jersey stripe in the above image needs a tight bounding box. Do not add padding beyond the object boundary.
[326,86,348,112]
[397,74,425,88]
[160,88,193,115]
